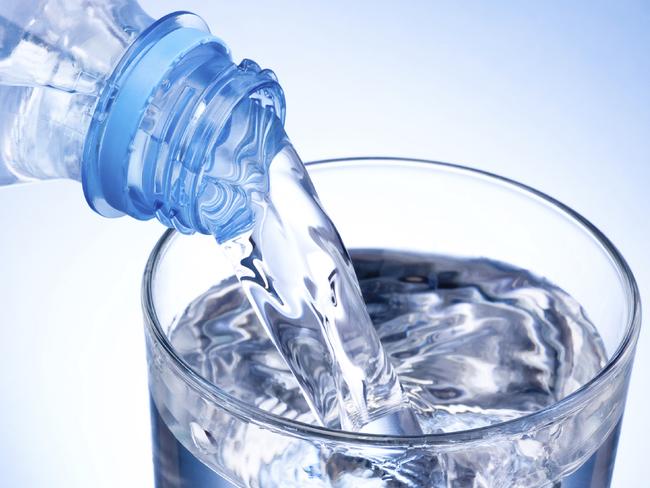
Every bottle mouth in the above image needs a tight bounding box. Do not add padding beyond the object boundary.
[82,12,212,218]
[81,11,285,223]
[142,157,641,448]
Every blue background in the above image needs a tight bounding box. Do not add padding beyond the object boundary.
[0,1,647,486]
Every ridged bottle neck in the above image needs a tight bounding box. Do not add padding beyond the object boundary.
[153,59,290,239]
[82,12,287,238]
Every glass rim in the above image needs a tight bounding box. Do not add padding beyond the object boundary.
[142,156,641,448]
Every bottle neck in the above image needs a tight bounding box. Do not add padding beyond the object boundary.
[82,13,287,238]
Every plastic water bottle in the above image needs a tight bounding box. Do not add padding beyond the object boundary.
[0,0,285,235]
[0,0,423,436]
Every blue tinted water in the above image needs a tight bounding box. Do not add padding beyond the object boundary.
[150,250,616,487]
[150,402,621,488]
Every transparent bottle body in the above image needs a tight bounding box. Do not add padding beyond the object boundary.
[0,0,153,184]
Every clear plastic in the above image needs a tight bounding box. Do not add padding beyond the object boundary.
[0,1,287,242]
[144,158,641,487]
[0,0,153,184]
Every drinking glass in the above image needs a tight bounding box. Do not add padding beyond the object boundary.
[143,157,640,487]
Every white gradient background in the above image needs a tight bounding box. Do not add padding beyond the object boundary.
[0,1,648,486]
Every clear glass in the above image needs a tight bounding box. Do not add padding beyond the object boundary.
[143,158,641,487]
